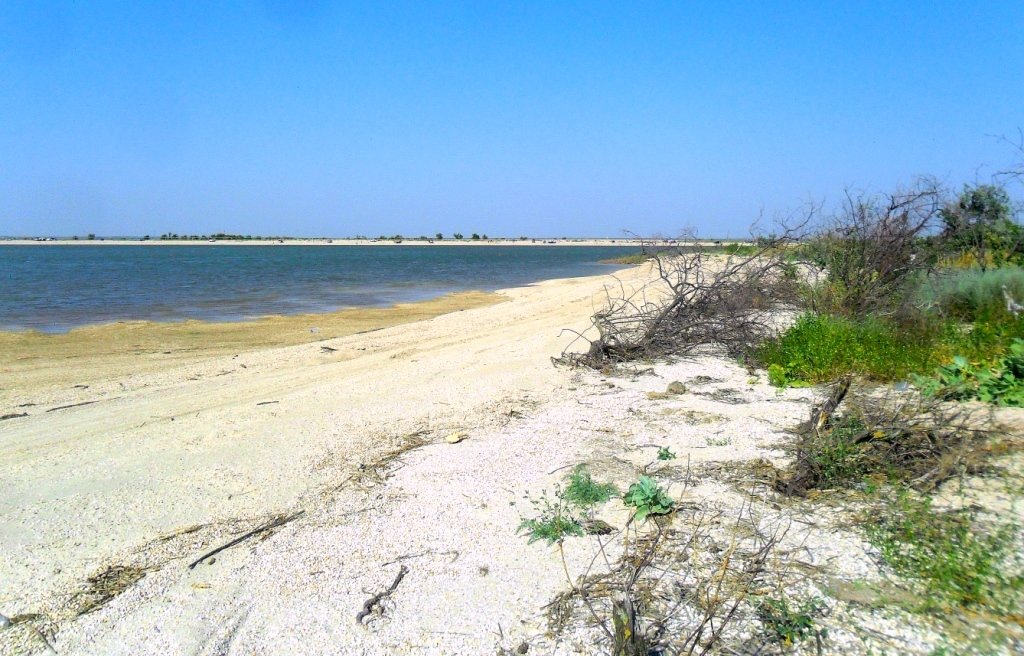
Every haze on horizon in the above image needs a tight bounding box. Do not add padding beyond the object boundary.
[1,1,1022,239]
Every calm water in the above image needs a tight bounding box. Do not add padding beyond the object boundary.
[0,245,637,332]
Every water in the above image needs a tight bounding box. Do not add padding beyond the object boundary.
[0,245,637,332]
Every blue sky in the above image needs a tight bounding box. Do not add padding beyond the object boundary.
[1,1,1021,238]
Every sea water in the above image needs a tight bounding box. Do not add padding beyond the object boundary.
[0,244,636,332]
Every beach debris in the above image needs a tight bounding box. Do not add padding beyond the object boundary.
[187,510,305,570]
[0,413,28,421]
[445,431,469,444]
[0,613,10,629]
[356,565,409,624]
[666,381,687,395]
[320,345,338,353]
[256,400,279,406]
[582,518,616,535]
[309,326,320,334]
[74,564,148,616]
[517,642,530,654]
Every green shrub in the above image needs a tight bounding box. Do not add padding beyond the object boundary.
[758,314,941,383]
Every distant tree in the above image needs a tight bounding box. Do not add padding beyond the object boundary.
[471,233,481,240]
[482,234,488,239]
[87,233,96,240]
[72,235,79,241]
[454,232,464,240]
[435,232,443,240]
[142,235,150,241]
[940,183,1021,269]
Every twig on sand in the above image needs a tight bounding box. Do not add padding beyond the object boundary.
[187,511,304,569]
[46,399,104,412]
[256,400,279,406]
[356,565,409,624]
[382,550,459,567]
[0,412,28,421]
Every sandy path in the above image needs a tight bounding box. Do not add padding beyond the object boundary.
[0,268,640,621]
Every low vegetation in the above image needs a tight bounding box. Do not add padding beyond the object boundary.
[542,164,1024,652]
[864,493,1023,613]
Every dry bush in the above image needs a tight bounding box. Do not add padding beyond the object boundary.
[556,232,805,369]
[548,494,795,655]
[801,180,944,317]
[775,378,994,497]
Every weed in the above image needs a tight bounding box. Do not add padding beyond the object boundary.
[864,493,1023,612]
[657,446,676,461]
[518,491,584,544]
[562,465,618,508]
[623,476,674,522]
[705,436,732,447]
[757,596,825,647]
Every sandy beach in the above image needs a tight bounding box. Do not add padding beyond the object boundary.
[3,261,1021,656]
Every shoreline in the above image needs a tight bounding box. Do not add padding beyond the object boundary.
[0,290,502,403]
[1,238,650,246]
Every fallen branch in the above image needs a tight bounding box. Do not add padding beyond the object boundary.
[356,565,409,624]
[187,511,304,569]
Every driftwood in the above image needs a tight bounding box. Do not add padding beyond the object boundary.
[0,413,28,421]
[356,565,409,624]
[187,511,304,569]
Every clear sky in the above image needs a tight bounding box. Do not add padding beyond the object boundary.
[1,1,1022,238]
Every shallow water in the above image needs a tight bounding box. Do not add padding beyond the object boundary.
[0,245,636,332]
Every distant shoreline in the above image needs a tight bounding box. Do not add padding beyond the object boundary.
[0,237,740,247]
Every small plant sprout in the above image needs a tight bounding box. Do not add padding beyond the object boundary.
[657,446,676,461]
[623,476,674,522]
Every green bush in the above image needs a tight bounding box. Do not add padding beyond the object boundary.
[758,314,942,383]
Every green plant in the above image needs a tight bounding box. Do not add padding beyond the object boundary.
[915,339,1024,406]
[623,476,674,522]
[757,596,825,646]
[656,446,676,461]
[767,363,789,388]
[518,492,584,544]
[865,493,1023,611]
[562,465,618,508]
